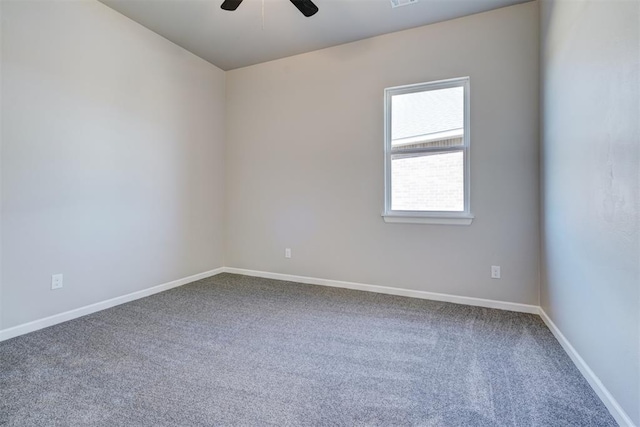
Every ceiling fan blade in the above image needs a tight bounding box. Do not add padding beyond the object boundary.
[221,0,243,11]
[290,0,318,17]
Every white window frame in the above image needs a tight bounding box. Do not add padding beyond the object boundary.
[382,77,473,225]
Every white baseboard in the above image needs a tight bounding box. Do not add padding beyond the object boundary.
[0,266,537,342]
[539,308,635,427]
[222,267,540,314]
[0,267,225,342]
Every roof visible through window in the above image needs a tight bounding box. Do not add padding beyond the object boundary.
[391,86,464,143]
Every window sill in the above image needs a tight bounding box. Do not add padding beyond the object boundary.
[382,214,474,225]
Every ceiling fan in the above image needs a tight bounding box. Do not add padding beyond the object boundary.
[221,0,319,17]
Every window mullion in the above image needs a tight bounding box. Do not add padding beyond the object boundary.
[390,146,465,157]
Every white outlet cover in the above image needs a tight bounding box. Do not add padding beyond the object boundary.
[285,248,291,259]
[491,266,501,279]
[51,273,64,290]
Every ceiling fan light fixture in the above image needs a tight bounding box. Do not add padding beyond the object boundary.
[220,0,319,17]
[390,0,418,8]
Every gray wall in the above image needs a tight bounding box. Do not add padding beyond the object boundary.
[0,0,226,329]
[540,0,640,424]
[225,2,540,305]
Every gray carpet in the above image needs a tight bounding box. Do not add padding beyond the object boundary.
[1,273,616,426]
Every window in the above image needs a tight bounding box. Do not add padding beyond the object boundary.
[383,77,473,225]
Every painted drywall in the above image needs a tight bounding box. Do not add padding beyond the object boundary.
[225,2,540,305]
[540,0,640,424]
[0,0,226,329]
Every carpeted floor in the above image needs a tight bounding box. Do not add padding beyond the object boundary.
[0,273,616,426]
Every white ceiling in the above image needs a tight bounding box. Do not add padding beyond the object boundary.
[99,0,531,70]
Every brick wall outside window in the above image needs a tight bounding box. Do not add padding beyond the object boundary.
[391,151,464,211]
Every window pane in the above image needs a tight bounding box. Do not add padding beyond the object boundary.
[391,151,464,212]
[391,87,464,149]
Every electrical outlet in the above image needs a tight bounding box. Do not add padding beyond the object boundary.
[491,266,501,279]
[285,248,291,259]
[51,274,63,290]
